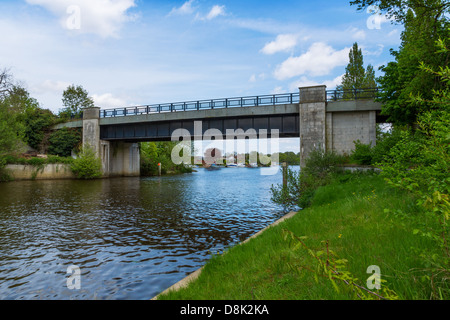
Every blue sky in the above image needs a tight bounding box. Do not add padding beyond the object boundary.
[0,0,403,152]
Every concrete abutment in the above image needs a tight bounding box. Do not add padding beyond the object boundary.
[83,107,140,177]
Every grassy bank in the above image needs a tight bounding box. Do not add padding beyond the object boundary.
[157,173,439,300]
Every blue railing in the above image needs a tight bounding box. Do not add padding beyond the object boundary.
[99,88,381,118]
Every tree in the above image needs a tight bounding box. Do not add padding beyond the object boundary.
[0,68,14,100]
[47,128,81,157]
[336,42,378,98]
[350,0,450,23]
[60,85,95,118]
[377,8,448,125]
[350,1,450,125]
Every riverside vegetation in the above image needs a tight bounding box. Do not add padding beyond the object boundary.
[158,3,449,300]
[0,78,192,181]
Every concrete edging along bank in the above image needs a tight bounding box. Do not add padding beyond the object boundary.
[151,211,298,300]
[4,164,75,181]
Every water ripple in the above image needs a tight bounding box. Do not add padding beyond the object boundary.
[0,167,294,299]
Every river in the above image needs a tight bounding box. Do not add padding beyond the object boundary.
[0,166,295,300]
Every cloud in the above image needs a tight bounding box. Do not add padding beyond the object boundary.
[32,80,72,94]
[92,93,127,109]
[25,0,137,38]
[350,28,366,40]
[274,42,350,80]
[363,44,384,56]
[289,74,344,91]
[270,86,287,94]
[261,34,298,55]
[248,73,266,83]
[168,0,196,16]
[206,5,226,20]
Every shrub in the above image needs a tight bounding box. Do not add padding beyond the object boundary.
[270,149,345,210]
[48,128,81,157]
[70,146,102,179]
[350,140,373,165]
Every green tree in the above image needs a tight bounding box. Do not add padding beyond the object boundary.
[70,145,102,179]
[350,0,450,23]
[377,30,450,300]
[60,84,95,119]
[47,128,81,157]
[351,1,449,125]
[337,42,378,98]
[0,69,27,158]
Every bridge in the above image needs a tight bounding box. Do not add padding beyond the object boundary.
[55,85,384,177]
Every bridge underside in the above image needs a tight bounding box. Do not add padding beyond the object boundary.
[100,114,300,142]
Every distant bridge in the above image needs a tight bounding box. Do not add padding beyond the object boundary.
[55,86,384,176]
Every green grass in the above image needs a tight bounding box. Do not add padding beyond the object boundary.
[157,173,438,300]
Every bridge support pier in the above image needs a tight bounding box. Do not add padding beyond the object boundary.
[299,85,378,167]
[83,108,140,177]
[299,86,327,168]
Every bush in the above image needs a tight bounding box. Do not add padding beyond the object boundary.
[48,128,81,157]
[270,149,345,210]
[350,140,373,165]
[70,146,102,179]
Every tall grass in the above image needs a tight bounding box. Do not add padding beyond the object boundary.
[157,173,437,300]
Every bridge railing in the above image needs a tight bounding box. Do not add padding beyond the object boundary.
[100,92,301,118]
[326,88,381,102]
[99,88,381,118]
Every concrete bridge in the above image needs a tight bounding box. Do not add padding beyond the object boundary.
[55,85,384,177]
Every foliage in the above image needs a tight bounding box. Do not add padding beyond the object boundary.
[0,82,27,159]
[282,229,399,300]
[59,84,95,119]
[377,37,450,298]
[140,141,193,176]
[270,149,345,209]
[20,106,57,151]
[276,151,300,165]
[47,127,81,157]
[372,5,449,125]
[70,145,102,179]
[337,42,377,92]
[350,140,374,165]
[350,0,450,23]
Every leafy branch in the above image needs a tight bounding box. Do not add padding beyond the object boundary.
[281,229,399,300]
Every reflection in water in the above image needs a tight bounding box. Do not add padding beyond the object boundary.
[0,167,294,299]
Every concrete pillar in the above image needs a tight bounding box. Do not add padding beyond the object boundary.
[108,141,140,177]
[82,108,140,177]
[299,85,327,168]
[82,107,101,156]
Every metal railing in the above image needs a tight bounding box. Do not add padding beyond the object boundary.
[99,88,381,118]
[326,88,381,102]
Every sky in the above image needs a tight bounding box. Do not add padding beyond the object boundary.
[0,0,403,152]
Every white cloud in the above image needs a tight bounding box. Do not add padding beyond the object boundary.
[168,0,196,16]
[270,86,286,94]
[32,80,72,94]
[261,34,298,55]
[25,0,137,38]
[289,74,344,91]
[363,44,384,56]
[206,5,226,20]
[274,42,350,80]
[351,28,366,40]
[92,93,127,109]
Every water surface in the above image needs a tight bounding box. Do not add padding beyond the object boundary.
[0,167,292,299]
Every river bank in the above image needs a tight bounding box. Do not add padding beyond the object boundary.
[155,172,437,300]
